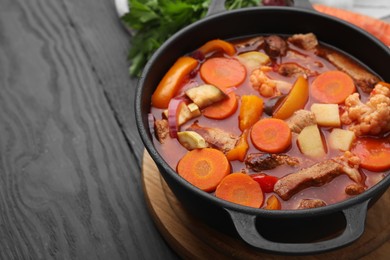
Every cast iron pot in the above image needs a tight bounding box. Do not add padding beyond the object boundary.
[135,0,390,255]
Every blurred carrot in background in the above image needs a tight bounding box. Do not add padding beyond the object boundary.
[314,4,390,46]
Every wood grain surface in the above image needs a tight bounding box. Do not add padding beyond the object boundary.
[143,152,390,260]
[0,0,177,259]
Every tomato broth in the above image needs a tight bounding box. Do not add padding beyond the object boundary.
[150,33,390,210]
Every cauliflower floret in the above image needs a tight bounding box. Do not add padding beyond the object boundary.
[250,67,291,97]
[341,83,390,136]
[334,151,362,183]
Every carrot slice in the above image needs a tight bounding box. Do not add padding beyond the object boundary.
[200,57,246,89]
[239,95,264,131]
[203,92,238,119]
[197,39,236,56]
[226,130,249,162]
[251,118,292,153]
[352,137,390,172]
[177,148,231,192]
[311,70,356,104]
[215,173,264,208]
[152,56,198,109]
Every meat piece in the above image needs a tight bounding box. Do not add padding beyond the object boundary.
[235,36,264,50]
[341,83,390,136]
[274,153,362,200]
[298,199,326,209]
[286,109,316,133]
[155,119,169,143]
[245,153,300,171]
[277,62,316,78]
[345,183,365,195]
[319,49,380,93]
[288,33,318,50]
[264,35,287,58]
[274,160,342,200]
[186,122,239,154]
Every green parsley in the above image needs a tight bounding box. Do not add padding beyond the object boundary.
[122,0,260,77]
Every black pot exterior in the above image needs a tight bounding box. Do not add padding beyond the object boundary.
[136,6,390,255]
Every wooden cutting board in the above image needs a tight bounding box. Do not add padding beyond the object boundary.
[142,152,390,259]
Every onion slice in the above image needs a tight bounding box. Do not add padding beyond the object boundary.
[167,97,185,138]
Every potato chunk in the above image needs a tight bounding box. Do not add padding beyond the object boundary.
[297,125,326,158]
[237,51,270,72]
[177,131,207,150]
[310,103,341,127]
[329,128,356,151]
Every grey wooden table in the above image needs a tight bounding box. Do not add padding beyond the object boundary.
[0,0,388,259]
[0,0,178,259]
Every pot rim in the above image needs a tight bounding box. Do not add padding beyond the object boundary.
[136,5,390,218]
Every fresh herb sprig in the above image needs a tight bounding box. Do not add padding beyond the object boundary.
[122,0,260,77]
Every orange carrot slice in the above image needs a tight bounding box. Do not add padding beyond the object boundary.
[215,173,264,208]
[203,92,238,119]
[239,95,264,131]
[251,118,292,153]
[352,137,390,172]
[311,70,356,104]
[177,148,231,192]
[197,39,236,56]
[152,56,198,109]
[200,57,246,89]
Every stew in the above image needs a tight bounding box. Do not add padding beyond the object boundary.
[149,33,390,210]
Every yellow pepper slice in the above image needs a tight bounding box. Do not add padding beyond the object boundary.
[152,56,198,109]
[273,76,309,120]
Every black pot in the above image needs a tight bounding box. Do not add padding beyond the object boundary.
[135,0,390,255]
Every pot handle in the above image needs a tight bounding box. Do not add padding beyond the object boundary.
[207,0,314,16]
[226,200,370,254]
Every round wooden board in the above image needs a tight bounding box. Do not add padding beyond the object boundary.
[142,151,390,259]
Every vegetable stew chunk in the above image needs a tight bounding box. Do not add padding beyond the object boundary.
[274,160,343,200]
[345,183,365,195]
[286,109,316,133]
[186,122,239,154]
[264,35,287,57]
[155,119,169,143]
[341,82,390,136]
[277,62,315,78]
[298,199,326,209]
[245,153,300,171]
[235,36,264,50]
[274,153,361,200]
[249,68,290,97]
[288,33,318,50]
